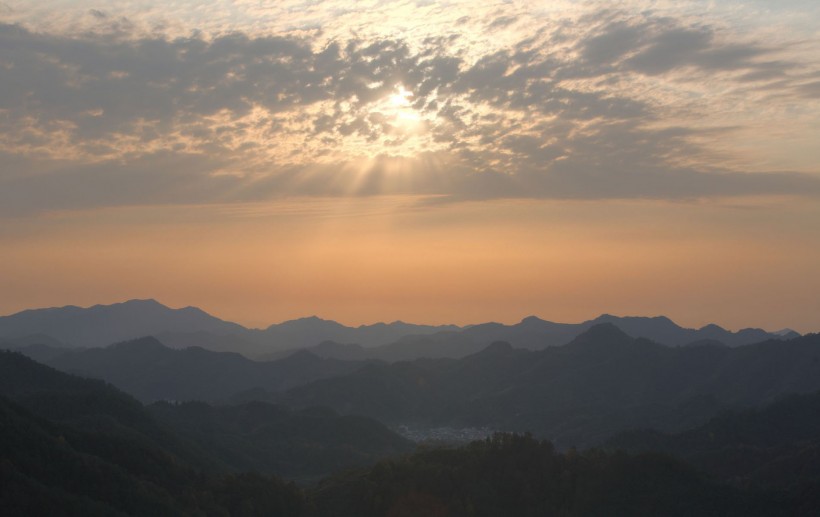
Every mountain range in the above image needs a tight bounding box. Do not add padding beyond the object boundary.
[3,301,820,515]
[21,337,368,403]
[9,346,815,516]
[0,349,412,502]
[275,325,820,448]
[0,300,800,360]
[18,318,820,451]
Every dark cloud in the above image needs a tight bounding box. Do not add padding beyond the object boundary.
[796,80,820,98]
[625,27,713,74]
[577,18,792,81]
[581,22,643,65]
[0,151,235,216]
[488,16,518,30]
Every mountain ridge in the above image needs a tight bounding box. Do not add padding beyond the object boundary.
[0,299,803,361]
[276,327,820,448]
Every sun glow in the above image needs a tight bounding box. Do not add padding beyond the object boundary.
[383,84,424,130]
[389,85,414,107]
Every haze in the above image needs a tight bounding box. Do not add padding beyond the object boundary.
[1,1,819,332]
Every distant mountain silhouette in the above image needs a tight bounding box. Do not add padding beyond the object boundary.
[261,340,375,362]
[362,314,800,361]
[26,336,370,403]
[250,316,460,352]
[150,315,461,356]
[588,314,800,347]
[0,300,458,356]
[0,299,244,348]
[0,300,801,361]
[278,326,820,448]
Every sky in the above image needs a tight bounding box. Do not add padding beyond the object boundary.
[1,1,819,332]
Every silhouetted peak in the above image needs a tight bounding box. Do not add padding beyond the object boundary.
[108,336,167,351]
[737,327,766,334]
[468,321,504,332]
[177,305,211,316]
[596,313,615,320]
[122,298,163,306]
[108,299,168,311]
[484,341,513,352]
[478,341,515,356]
[282,349,322,364]
[520,315,546,325]
[313,340,363,351]
[568,323,632,348]
[269,315,343,331]
[773,328,800,338]
[593,313,674,325]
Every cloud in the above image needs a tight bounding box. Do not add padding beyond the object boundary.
[0,3,818,215]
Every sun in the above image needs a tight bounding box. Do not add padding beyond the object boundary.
[389,85,414,108]
[338,83,439,159]
[384,84,423,129]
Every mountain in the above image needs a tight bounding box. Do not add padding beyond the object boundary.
[0,300,801,361]
[232,316,461,356]
[149,401,414,483]
[0,299,244,348]
[8,342,74,363]
[0,349,422,513]
[0,333,64,348]
[605,390,820,498]
[261,340,376,362]
[0,348,186,448]
[31,336,369,403]
[362,314,800,361]
[278,326,820,448]
[0,300,459,357]
[0,394,300,516]
[588,314,801,347]
[0,349,304,515]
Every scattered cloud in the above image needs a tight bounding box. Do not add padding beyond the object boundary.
[0,2,818,215]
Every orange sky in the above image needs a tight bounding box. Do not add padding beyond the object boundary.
[1,1,818,333]
[2,196,818,332]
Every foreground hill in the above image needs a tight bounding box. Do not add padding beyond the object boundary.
[278,326,820,447]
[605,390,820,498]
[307,433,787,517]
[0,351,414,508]
[3,349,820,515]
[0,350,304,515]
[26,337,368,403]
[149,401,414,483]
[0,395,306,516]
